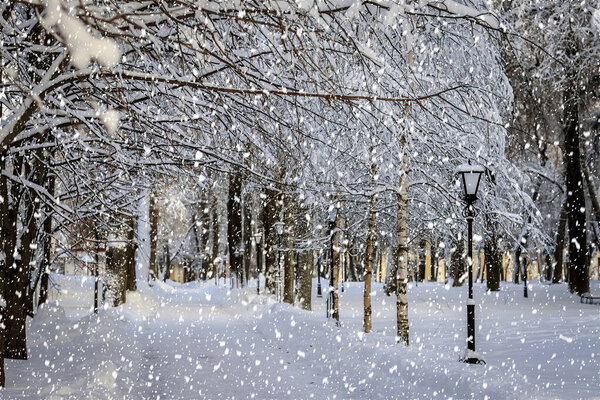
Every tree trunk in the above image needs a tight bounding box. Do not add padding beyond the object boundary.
[563,78,589,295]
[484,236,501,291]
[263,188,281,294]
[4,156,27,360]
[243,193,252,288]
[126,217,137,291]
[136,189,151,286]
[294,204,312,310]
[431,239,438,282]
[38,174,55,307]
[105,242,128,307]
[512,250,520,284]
[332,211,341,323]
[192,212,203,279]
[296,249,313,310]
[451,235,466,287]
[201,205,211,280]
[396,149,409,346]
[211,205,220,282]
[163,245,171,282]
[282,195,298,304]
[583,162,600,247]
[283,247,294,304]
[149,192,159,280]
[227,171,243,288]
[364,167,376,333]
[484,216,501,291]
[552,198,568,284]
[0,156,8,386]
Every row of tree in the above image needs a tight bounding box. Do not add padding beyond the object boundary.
[1,0,599,388]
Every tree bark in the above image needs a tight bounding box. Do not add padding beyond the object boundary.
[4,155,28,360]
[202,205,211,280]
[192,212,203,279]
[583,162,600,247]
[296,250,313,310]
[126,217,137,291]
[263,188,281,294]
[163,244,171,282]
[38,174,55,307]
[484,216,501,291]
[0,155,8,387]
[293,201,312,309]
[149,192,159,280]
[396,149,409,346]
[243,193,252,287]
[552,198,568,284]
[227,171,243,287]
[211,204,219,282]
[105,242,128,307]
[364,163,376,333]
[451,235,466,287]
[332,211,341,323]
[283,247,294,304]
[563,77,589,295]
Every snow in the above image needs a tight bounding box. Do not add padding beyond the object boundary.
[101,110,120,136]
[3,275,599,399]
[437,0,500,30]
[42,0,120,69]
[456,163,486,173]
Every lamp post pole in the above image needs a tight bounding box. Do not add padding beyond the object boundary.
[466,205,476,358]
[94,264,99,314]
[276,233,282,302]
[327,218,335,319]
[522,255,528,298]
[317,254,322,297]
[274,222,284,302]
[254,234,262,295]
[456,161,485,365]
[341,248,345,293]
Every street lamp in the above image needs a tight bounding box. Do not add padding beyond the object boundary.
[327,204,339,320]
[253,232,262,295]
[456,161,485,365]
[274,221,285,302]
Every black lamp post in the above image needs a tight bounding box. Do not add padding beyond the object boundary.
[274,221,284,302]
[327,204,339,319]
[341,239,347,293]
[456,161,485,365]
[317,253,323,297]
[253,232,262,295]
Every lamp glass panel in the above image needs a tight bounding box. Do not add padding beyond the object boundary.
[462,171,482,196]
[328,207,338,222]
[274,222,284,235]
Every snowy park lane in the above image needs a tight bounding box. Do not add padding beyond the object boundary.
[2,276,600,399]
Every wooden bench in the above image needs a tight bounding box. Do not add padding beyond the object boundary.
[580,293,600,304]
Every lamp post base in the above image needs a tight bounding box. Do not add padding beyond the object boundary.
[460,349,486,365]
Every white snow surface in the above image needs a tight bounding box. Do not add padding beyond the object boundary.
[3,274,600,399]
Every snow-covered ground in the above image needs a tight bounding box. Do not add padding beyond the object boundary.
[3,275,600,399]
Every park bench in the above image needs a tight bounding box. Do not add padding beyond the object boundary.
[580,293,600,305]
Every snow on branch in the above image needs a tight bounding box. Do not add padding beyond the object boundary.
[426,0,500,30]
[41,0,120,69]
[1,169,74,218]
